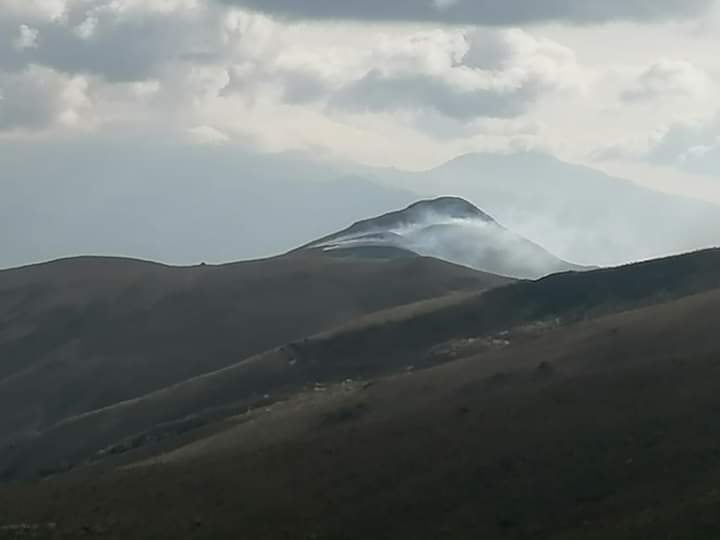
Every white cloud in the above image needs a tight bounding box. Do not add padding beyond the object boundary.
[14,25,40,50]
[647,116,720,174]
[622,59,712,102]
[221,26,585,126]
[186,124,231,143]
[0,0,224,82]
[433,0,460,11]
[73,16,98,39]
[2,0,70,21]
[0,0,717,202]
[337,28,584,125]
[591,112,720,179]
[0,66,91,130]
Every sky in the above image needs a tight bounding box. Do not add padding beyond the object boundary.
[3,1,720,213]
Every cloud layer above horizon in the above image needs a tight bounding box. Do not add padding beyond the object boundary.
[2,0,720,193]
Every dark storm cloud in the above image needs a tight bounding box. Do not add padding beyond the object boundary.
[0,4,223,83]
[332,69,535,119]
[215,0,713,25]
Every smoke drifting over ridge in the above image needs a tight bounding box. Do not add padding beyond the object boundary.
[306,197,587,279]
[364,152,720,268]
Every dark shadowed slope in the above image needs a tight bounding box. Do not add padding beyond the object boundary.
[0,253,508,450]
[5,248,720,484]
[5,272,720,538]
[0,292,478,482]
[299,197,588,279]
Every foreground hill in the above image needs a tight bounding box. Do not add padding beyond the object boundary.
[300,197,587,279]
[4,248,720,483]
[0,253,506,455]
[4,257,720,538]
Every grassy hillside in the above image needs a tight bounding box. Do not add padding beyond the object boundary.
[4,284,720,538]
[5,249,720,539]
[5,249,720,483]
[0,253,506,450]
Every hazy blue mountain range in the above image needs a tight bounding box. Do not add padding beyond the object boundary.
[3,139,720,269]
[359,152,720,266]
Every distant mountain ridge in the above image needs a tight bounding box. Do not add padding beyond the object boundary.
[300,196,588,279]
[361,151,720,267]
[5,141,720,269]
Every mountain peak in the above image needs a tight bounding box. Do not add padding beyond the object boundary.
[338,197,496,237]
[402,196,495,222]
[299,196,586,279]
